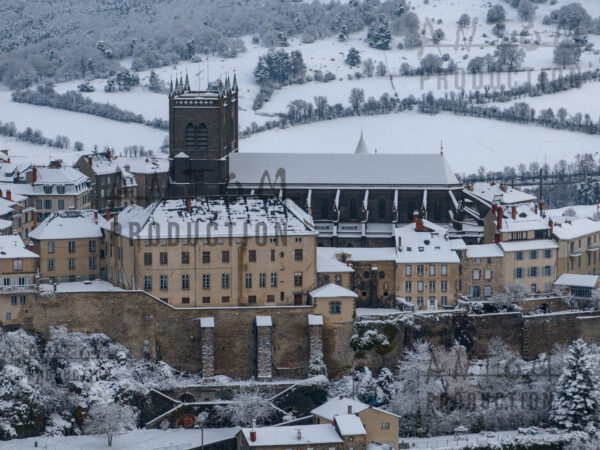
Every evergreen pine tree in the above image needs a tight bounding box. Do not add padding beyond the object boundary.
[551,339,600,434]
[345,48,361,67]
[367,15,392,50]
[338,25,348,42]
[357,368,379,405]
[147,70,165,93]
[376,367,394,404]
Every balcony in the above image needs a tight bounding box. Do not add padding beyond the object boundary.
[570,248,583,257]
[0,284,37,294]
[588,242,599,251]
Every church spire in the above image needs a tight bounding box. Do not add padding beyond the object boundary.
[232,73,238,91]
[184,72,190,92]
[355,130,369,154]
[169,78,173,96]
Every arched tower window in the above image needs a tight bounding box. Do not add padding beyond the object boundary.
[197,124,208,152]
[185,123,196,152]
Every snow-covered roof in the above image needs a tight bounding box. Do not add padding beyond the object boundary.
[241,425,343,447]
[335,414,366,436]
[30,210,107,240]
[552,218,600,241]
[84,153,120,175]
[0,235,38,259]
[448,239,468,251]
[107,197,316,239]
[229,153,460,188]
[39,280,124,293]
[498,204,549,233]
[499,239,558,252]
[319,247,396,262]
[310,283,358,299]
[308,314,323,326]
[0,196,18,217]
[36,167,88,185]
[554,274,600,288]
[466,182,536,205]
[255,315,272,327]
[395,219,460,264]
[0,184,32,203]
[466,244,504,259]
[317,250,354,273]
[311,397,369,421]
[118,156,169,174]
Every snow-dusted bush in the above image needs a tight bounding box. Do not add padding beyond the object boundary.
[214,384,276,426]
[85,402,137,447]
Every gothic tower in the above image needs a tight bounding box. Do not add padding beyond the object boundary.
[168,74,238,197]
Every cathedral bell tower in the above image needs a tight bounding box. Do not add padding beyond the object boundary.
[168,74,238,197]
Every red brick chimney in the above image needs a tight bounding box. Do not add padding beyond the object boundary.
[32,166,37,184]
[6,190,12,201]
[94,210,98,225]
[494,230,500,244]
[414,211,424,231]
[491,202,497,215]
[511,206,517,220]
[187,197,192,212]
[106,149,112,160]
[534,204,538,215]
[496,206,502,230]
[490,180,495,186]
[250,431,256,443]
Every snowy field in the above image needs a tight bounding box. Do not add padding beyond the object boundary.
[241,111,600,174]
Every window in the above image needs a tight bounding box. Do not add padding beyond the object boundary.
[270,272,277,287]
[245,273,252,288]
[58,199,64,210]
[5,312,11,321]
[429,281,436,292]
[417,281,424,292]
[295,237,302,243]
[182,274,190,290]
[182,297,190,304]
[68,241,76,253]
[335,275,342,284]
[89,240,96,252]
[530,283,537,294]
[405,265,412,276]
[472,269,481,280]
[471,286,481,298]
[417,265,424,276]
[484,285,492,297]
[36,199,42,209]
[294,272,303,287]
[405,281,412,292]
[530,250,538,260]
[160,252,168,265]
[266,295,275,302]
[20,295,26,305]
[380,422,390,430]
[221,296,230,303]
[248,295,257,304]
[295,249,303,261]
[89,257,96,269]
[144,253,152,266]
[68,258,76,270]
[543,265,553,276]
[11,296,17,305]
[515,251,523,261]
[258,273,266,288]
[202,251,210,264]
[329,301,341,314]
[202,297,211,304]
[379,271,385,279]
[18,277,25,286]
[222,251,230,263]
[48,259,54,271]
[44,199,52,209]
[249,250,256,262]
[202,274,210,289]
[429,265,436,276]
[475,258,481,264]
[544,249,553,258]
[217,273,228,289]
[529,267,539,277]
[12,259,22,271]
[441,296,448,306]
[515,267,523,279]
[144,276,152,290]
[441,265,447,276]
[417,297,424,306]
[484,269,492,280]
[181,252,190,264]
[160,275,168,291]
[441,280,447,292]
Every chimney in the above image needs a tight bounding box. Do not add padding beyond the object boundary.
[415,213,424,232]
[105,207,111,222]
[490,180,495,186]
[496,206,502,230]
[88,156,93,167]
[32,166,37,184]
[33,211,37,229]
[500,183,507,193]
[250,431,256,443]
[494,230,500,244]
[29,242,34,252]
[6,190,11,201]
[6,157,10,164]
[348,404,352,414]
[0,189,3,198]
[125,164,131,173]
[549,218,554,234]
[297,429,302,441]
[413,211,419,223]
[94,210,98,225]
[534,204,538,215]
[187,196,192,212]
[491,202,497,215]
[511,206,516,220]
[106,149,112,160]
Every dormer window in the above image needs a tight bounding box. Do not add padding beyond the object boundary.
[57,185,65,194]
[44,185,52,194]
[418,247,424,252]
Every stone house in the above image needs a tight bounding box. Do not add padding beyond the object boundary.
[0,190,36,242]
[552,218,600,276]
[311,397,399,450]
[460,244,504,299]
[0,235,38,326]
[29,210,108,283]
[317,249,354,290]
[310,283,357,326]
[117,157,169,207]
[102,196,318,307]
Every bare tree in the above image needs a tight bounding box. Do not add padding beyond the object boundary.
[85,403,137,447]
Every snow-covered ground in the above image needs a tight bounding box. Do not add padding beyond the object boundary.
[9,427,240,450]
[240,111,599,174]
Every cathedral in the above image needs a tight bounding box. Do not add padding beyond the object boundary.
[168,78,464,246]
